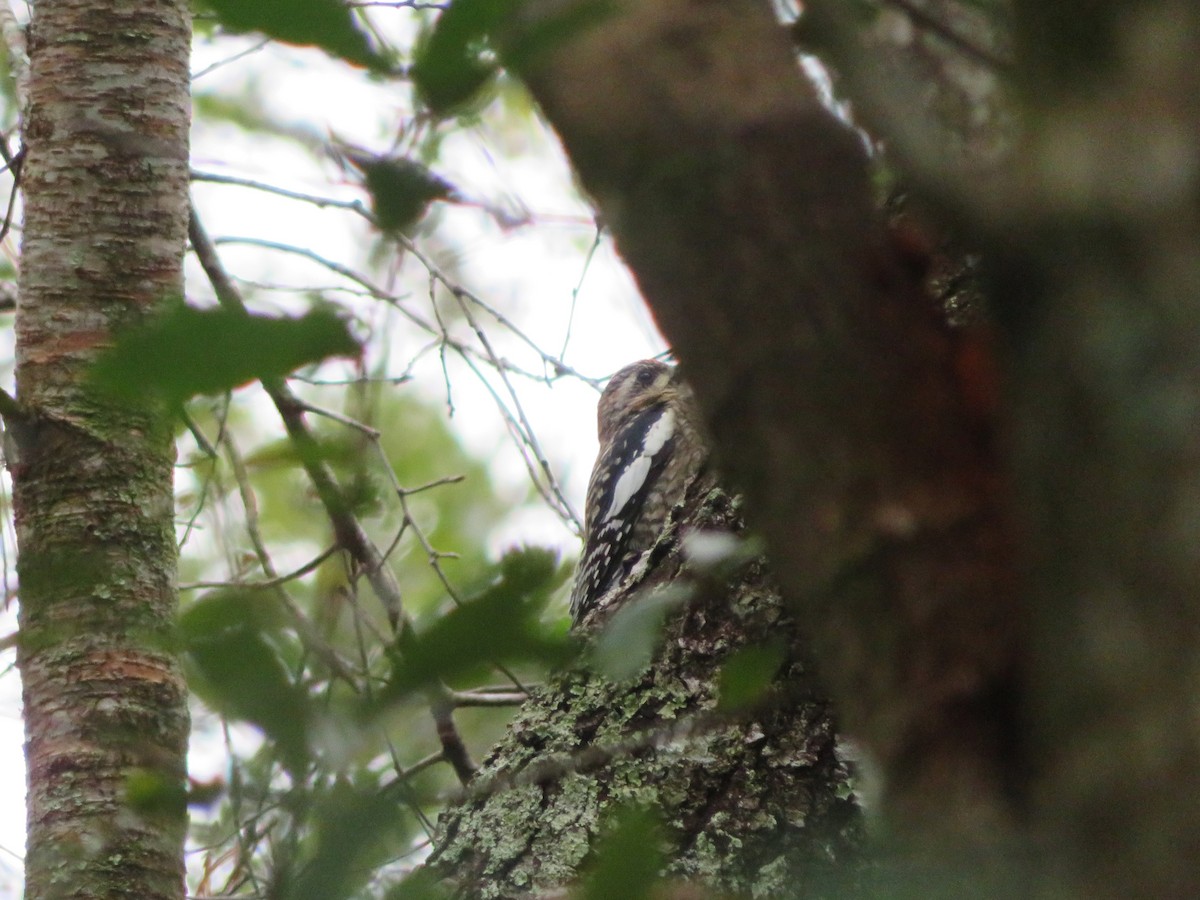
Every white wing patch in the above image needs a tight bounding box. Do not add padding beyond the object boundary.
[601,408,675,524]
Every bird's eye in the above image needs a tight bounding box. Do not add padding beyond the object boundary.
[636,368,657,387]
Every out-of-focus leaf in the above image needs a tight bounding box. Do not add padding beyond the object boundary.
[125,768,187,818]
[411,0,509,115]
[200,0,390,72]
[92,304,359,405]
[716,640,786,712]
[587,584,687,681]
[383,867,450,900]
[580,805,664,900]
[345,152,455,234]
[383,546,572,700]
[283,781,413,900]
[181,591,311,774]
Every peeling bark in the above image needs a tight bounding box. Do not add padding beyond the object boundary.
[14,2,192,898]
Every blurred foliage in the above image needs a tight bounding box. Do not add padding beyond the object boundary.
[92,303,360,406]
[199,0,392,71]
[716,640,786,712]
[149,0,593,896]
[411,0,505,116]
[579,806,666,900]
[383,546,572,701]
[411,0,612,116]
[180,374,574,895]
[586,584,686,681]
[182,589,313,774]
[342,151,456,234]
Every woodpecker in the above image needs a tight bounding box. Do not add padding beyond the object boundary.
[569,359,708,625]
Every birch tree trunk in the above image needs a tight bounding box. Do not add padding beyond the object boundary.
[13,2,192,897]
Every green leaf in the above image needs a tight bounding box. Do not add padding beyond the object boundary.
[587,585,687,681]
[284,782,413,900]
[345,152,455,234]
[383,867,450,900]
[411,0,510,116]
[92,304,360,405]
[383,547,572,699]
[182,591,311,774]
[581,806,664,900]
[200,0,390,71]
[716,640,786,712]
[125,768,188,818]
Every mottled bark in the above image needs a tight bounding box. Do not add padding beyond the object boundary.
[14,2,192,898]
[433,484,862,898]
[503,0,1021,849]
[999,3,1200,895]
[818,0,1200,895]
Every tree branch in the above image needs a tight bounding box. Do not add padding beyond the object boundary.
[190,206,408,632]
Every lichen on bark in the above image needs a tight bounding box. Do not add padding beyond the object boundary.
[431,485,863,898]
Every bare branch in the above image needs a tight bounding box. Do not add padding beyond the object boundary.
[190,206,409,634]
[179,544,341,592]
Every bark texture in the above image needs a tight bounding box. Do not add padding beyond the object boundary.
[1000,3,1200,894]
[503,0,1021,849]
[14,2,192,898]
[433,484,862,898]
[821,1,1200,895]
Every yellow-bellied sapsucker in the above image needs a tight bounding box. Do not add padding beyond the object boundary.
[569,359,708,626]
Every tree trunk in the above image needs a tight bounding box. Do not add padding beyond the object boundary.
[433,484,862,898]
[482,0,1200,895]
[14,2,192,898]
[502,0,1021,849]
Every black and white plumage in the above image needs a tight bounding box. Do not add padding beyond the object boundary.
[569,359,708,626]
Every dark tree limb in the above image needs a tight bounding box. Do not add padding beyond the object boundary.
[502,0,1022,847]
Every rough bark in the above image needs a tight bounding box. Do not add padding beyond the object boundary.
[433,483,862,898]
[13,2,192,898]
[502,0,1022,850]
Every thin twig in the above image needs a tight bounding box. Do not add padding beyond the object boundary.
[181,409,220,460]
[293,397,381,438]
[430,687,477,783]
[398,474,465,495]
[559,223,603,360]
[222,435,359,684]
[190,207,409,634]
[180,545,341,592]
[446,688,528,707]
[177,395,231,550]
[192,38,270,81]
[0,146,23,247]
[446,288,582,529]
[190,205,491,788]
[191,169,372,216]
